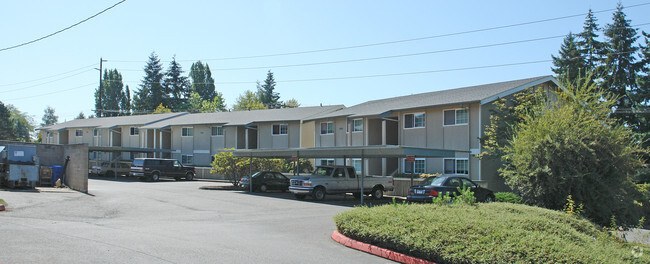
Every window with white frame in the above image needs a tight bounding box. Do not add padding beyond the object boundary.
[320,122,334,135]
[443,158,469,175]
[444,109,469,126]
[320,159,335,166]
[404,158,425,174]
[93,128,101,137]
[351,159,362,175]
[75,129,83,137]
[272,124,288,135]
[181,154,194,164]
[182,127,194,137]
[352,119,363,132]
[211,126,224,136]
[130,127,139,136]
[404,113,425,128]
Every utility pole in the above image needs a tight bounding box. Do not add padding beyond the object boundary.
[97,57,107,117]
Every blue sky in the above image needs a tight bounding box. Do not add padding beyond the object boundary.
[1,0,648,123]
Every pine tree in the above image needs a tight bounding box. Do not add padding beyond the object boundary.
[41,106,58,127]
[76,112,86,119]
[120,85,131,116]
[95,69,128,117]
[257,70,281,109]
[551,33,585,85]
[189,61,216,101]
[602,3,641,129]
[163,56,191,110]
[577,9,605,71]
[133,52,166,113]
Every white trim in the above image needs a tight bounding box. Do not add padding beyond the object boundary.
[320,121,334,135]
[211,126,224,137]
[443,108,469,127]
[129,127,139,136]
[403,112,426,129]
[193,150,210,154]
[181,127,194,137]
[402,158,425,174]
[352,118,363,133]
[75,129,83,137]
[443,158,469,175]
[272,124,288,136]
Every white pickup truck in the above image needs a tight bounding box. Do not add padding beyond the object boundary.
[289,165,394,201]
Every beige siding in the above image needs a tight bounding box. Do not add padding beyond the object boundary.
[224,126,238,149]
[300,121,315,148]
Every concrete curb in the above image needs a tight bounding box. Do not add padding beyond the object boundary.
[331,230,436,264]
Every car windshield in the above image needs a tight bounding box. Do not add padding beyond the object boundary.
[313,167,334,176]
[250,172,263,178]
[421,177,445,186]
[132,159,144,166]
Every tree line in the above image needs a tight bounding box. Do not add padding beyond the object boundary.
[94,52,299,117]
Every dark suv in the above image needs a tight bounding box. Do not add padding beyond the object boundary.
[130,158,195,181]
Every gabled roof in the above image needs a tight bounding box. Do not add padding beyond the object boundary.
[306,75,558,120]
[39,112,188,131]
[139,105,344,129]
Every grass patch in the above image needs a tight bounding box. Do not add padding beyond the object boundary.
[334,202,650,263]
[0,199,6,206]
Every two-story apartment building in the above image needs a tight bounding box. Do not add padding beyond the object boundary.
[305,75,559,190]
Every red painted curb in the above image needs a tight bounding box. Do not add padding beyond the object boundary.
[331,230,436,264]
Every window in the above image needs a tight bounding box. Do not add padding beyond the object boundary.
[347,167,356,178]
[130,127,139,136]
[182,127,194,137]
[404,158,425,174]
[404,113,425,128]
[334,168,345,178]
[93,128,101,137]
[211,126,224,136]
[181,155,194,164]
[272,124,288,135]
[320,159,335,166]
[75,129,83,137]
[351,159,362,176]
[352,119,363,132]
[444,109,468,126]
[444,158,469,175]
[320,122,334,135]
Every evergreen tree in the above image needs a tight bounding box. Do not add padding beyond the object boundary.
[163,56,191,110]
[76,112,86,119]
[577,9,605,71]
[0,101,17,140]
[41,106,58,127]
[602,3,641,129]
[120,85,131,116]
[188,91,227,113]
[95,69,128,117]
[551,33,585,85]
[8,105,33,142]
[257,70,280,109]
[133,52,166,113]
[233,90,267,111]
[189,61,216,101]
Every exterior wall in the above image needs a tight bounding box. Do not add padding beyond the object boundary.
[68,128,93,145]
[300,121,315,148]
[224,126,238,149]
[315,117,347,147]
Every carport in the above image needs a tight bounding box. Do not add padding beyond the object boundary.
[231,145,467,204]
[88,146,176,179]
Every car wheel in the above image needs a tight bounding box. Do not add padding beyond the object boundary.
[484,194,495,203]
[312,187,326,201]
[371,187,384,200]
[259,184,268,192]
[295,194,306,200]
[151,172,160,182]
[353,192,362,199]
[185,172,194,181]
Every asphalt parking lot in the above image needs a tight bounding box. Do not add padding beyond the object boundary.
[0,178,394,263]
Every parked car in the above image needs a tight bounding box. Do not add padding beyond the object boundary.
[129,158,195,181]
[240,171,290,192]
[407,176,495,202]
[289,165,394,201]
[90,162,131,177]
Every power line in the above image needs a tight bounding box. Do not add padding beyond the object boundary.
[0,63,97,87]
[107,2,650,63]
[0,69,96,93]
[4,83,95,101]
[0,0,127,52]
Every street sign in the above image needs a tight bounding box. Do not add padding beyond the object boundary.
[292,156,298,162]
[406,155,415,162]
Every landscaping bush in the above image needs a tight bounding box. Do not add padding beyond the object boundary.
[334,202,650,263]
[495,192,522,204]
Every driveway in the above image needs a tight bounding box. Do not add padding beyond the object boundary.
[0,178,394,263]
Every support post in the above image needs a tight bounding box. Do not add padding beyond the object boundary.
[249,153,253,193]
[360,150,365,205]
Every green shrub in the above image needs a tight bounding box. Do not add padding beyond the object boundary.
[334,203,650,263]
[495,192,522,204]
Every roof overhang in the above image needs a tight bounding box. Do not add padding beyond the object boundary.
[230,145,465,159]
[480,76,560,105]
[88,146,175,153]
